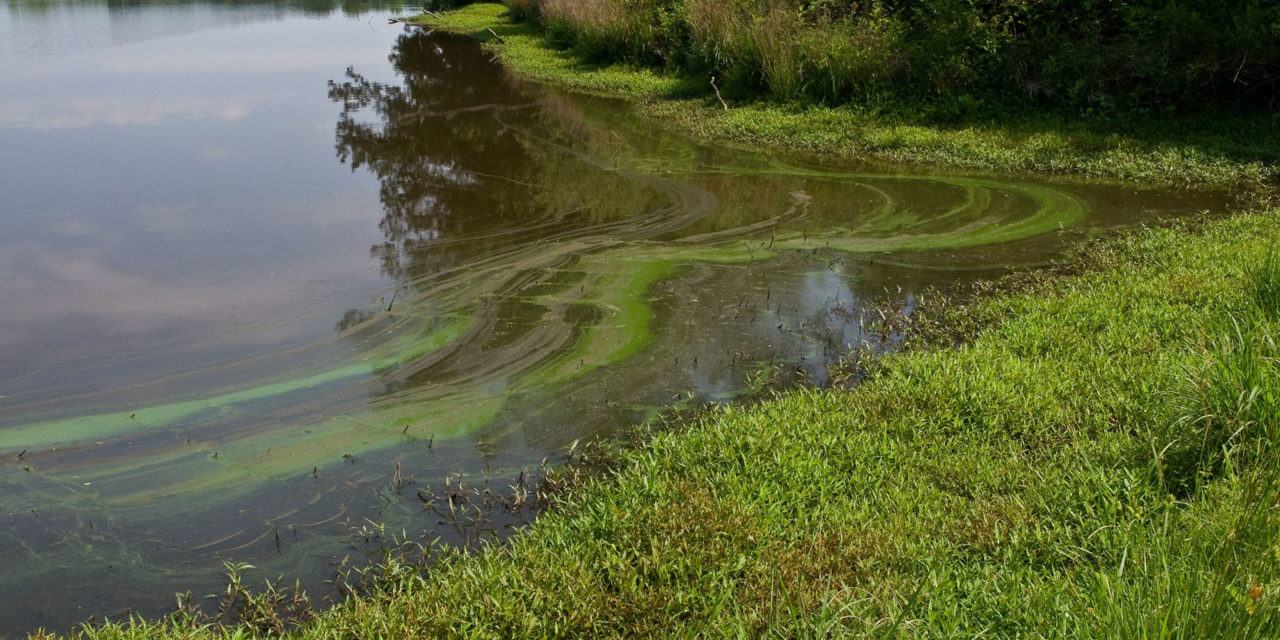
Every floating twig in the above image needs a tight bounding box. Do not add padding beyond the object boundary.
[296,503,348,528]
[223,526,276,553]
[191,529,247,551]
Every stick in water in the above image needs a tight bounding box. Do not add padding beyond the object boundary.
[711,76,729,110]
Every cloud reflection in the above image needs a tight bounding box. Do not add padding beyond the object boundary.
[0,96,251,130]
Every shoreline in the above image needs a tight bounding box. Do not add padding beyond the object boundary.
[415,3,1277,195]
[59,206,1280,638]
[42,6,1280,638]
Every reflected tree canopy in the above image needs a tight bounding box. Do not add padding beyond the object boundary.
[329,31,539,283]
[328,30,667,286]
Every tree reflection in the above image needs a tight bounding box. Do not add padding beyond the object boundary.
[329,30,545,284]
[328,29,671,289]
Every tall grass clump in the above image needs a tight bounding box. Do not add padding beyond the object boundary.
[1093,307,1280,637]
[1096,241,1280,639]
[797,13,901,104]
[681,0,903,102]
[1246,246,1280,318]
[507,0,1280,116]
[538,0,628,60]
[751,8,801,99]
[681,0,760,91]
[537,0,687,65]
[1086,463,1280,639]
[504,0,538,21]
[1158,317,1280,494]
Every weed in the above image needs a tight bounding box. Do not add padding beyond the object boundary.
[1246,245,1280,317]
[1159,317,1280,494]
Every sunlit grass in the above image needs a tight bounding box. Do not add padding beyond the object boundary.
[1089,308,1280,639]
[1247,246,1280,317]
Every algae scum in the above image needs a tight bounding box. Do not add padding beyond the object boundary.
[0,2,1224,633]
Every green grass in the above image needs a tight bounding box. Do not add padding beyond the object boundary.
[410,7,693,99]
[44,204,1280,637]
[417,3,1279,192]
[1247,246,1280,317]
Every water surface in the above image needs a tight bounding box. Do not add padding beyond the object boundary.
[0,1,1227,633]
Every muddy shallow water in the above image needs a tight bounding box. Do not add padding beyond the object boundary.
[0,1,1228,633]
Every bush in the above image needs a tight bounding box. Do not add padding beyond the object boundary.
[508,0,1280,115]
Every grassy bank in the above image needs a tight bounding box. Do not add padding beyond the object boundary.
[49,205,1280,636]
[519,0,1278,118]
[414,3,1278,191]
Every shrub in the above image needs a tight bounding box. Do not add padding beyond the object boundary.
[521,0,1280,114]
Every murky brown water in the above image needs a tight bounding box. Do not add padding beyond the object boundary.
[0,1,1229,633]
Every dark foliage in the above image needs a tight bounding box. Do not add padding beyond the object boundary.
[509,0,1280,117]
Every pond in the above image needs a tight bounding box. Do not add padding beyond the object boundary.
[0,1,1227,633]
